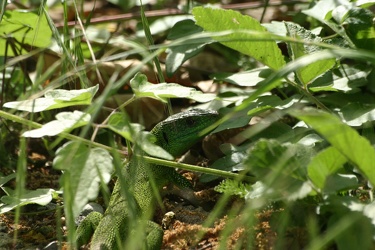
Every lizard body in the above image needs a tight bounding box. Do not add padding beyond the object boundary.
[76,109,219,249]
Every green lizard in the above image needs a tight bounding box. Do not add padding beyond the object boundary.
[76,109,219,249]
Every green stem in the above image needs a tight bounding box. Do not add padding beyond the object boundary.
[0,110,251,182]
[140,155,255,183]
[0,110,122,154]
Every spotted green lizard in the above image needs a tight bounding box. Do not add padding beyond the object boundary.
[76,109,219,249]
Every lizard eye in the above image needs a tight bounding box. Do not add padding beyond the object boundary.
[186,117,196,126]
[162,131,169,144]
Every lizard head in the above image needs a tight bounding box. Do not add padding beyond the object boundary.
[151,109,220,157]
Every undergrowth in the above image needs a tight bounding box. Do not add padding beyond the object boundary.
[1,0,375,249]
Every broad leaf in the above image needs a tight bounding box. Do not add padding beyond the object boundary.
[344,8,375,50]
[4,85,98,112]
[0,10,52,56]
[290,108,375,186]
[54,142,113,218]
[130,73,215,103]
[166,19,211,76]
[309,64,370,93]
[192,7,285,70]
[339,102,375,126]
[307,146,347,190]
[302,0,352,23]
[285,22,336,85]
[0,188,54,214]
[107,113,144,141]
[107,112,173,160]
[324,174,359,193]
[244,139,313,201]
[211,67,270,87]
[200,150,247,183]
[22,111,90,138]
[0,173,16,187]
[137,15,192,36]
[245,139,310,179]
[302,0,355,47]
[320,196,375,250]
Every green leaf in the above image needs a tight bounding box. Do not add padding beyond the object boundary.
[290,108,375,186]
[339,102,375,126]
[0,173,16,187]
[247,179,312,202]
[211,95,295,135]
[53,142,113,218]
[107,113,144,141]
[319,92,375,108]
[0,188,54,214]
[107,113,173,160]
[245,139,310,178]
[285,22,336,85]
[262,21,287,37]
[200,150,247,182]
[244,139,314,201]
[0,10,52,56]
[357,0,375,8]
[192,7,285,70]
[324,174,359,193]
[22,111,90,138]
[307,146,347,190]
[330,197,375,228]
[167,19,203,40]
[212,108,252,133]
[130,73,215,103]
[3,85,98,112]
[301,0,355,48]
[166,20,211,76]
[296,133,323,146]
[302,0,351,23]
[166,43,206,77]
[341,7,375,51]
[137,15,192,36]
[321,196,375,250]
[309,64,370,93]
[138,132,174,160]
[211,67,270,87]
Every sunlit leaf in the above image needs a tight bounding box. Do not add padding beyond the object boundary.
[285,22,336,85]
[192,7,285,69]
[130,73,215,103]
[0,189,54,214]
[290,108,375,186]
[3,85,98,112]
[0,10,52,56]
[211,67,270,87]
[309,64,370,93]
[22,111,90,138]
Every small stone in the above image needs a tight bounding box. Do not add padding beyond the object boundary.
[162,211,176,230]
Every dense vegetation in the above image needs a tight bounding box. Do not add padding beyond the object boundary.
[1,0,375,249]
